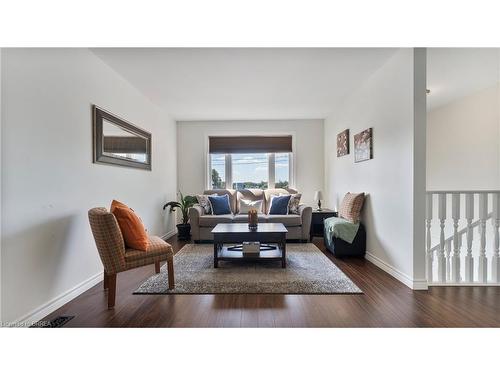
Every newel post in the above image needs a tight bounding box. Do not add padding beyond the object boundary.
[426,193,433,283]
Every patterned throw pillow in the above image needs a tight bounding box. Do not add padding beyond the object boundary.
[339,192,365,223]
[196,194,216,215]
[288,193,302,214]
[238,199,263,214]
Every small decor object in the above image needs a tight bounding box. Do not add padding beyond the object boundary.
[354,128,373,163]
[337,129,350,157]
[314,191,323,211]
[242,241,260,254]
[163,191,198,240]
[93,105,152,170]
[248,209,258,230]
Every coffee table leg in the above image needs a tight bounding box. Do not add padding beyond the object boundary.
[214,241,219,268]
[281,237,286,268]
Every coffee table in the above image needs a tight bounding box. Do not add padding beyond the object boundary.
[211,223,288,268]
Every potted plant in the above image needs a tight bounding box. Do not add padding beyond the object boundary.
[163,192,198,240]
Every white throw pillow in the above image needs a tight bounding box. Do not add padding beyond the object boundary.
[238,199,263,214]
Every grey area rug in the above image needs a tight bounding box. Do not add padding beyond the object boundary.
[134,243,362,295]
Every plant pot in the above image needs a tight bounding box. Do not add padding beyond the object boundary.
[176,223,191,240]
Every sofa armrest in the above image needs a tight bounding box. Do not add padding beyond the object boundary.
[298,204,312,241]
[189,204,205,241]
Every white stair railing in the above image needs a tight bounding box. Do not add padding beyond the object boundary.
[426,190,500,285]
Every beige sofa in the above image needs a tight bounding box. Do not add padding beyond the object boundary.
[189,188,312,242]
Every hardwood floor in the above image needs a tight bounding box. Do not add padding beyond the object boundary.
[42,236,500,327]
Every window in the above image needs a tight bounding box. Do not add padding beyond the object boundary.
[232,153,269,189]
[210,154,226,189]
[275,153,290,188]
[208,152,292,189]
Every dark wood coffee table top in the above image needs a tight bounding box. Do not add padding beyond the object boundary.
[211,223,288,234]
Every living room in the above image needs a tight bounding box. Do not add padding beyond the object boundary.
[1,1,500,373]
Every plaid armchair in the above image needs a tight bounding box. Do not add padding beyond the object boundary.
[88,207,174,308]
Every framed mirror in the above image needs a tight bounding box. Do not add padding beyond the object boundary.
[93,105,152,170]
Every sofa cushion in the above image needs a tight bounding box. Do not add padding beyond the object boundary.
[233,214,268,223]
[238,199,263,214]
[265,214,302,226]
[269,195,292,215]
[339,192,365,223]
[288,193,302,214]
[237,189,265,213]
[196,193,217,215]
[199,214,233,227]
[203,189,237,213]
[208,194,232,215]
[264,188,298,213]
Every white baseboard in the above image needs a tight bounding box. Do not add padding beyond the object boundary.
[161,228,177,241]
[365,252,428,290]
[13,228,178,326]
[16,271,104,326]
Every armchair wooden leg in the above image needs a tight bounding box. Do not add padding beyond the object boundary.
[167,258,175,290]
[107,274,117,309]
[103,272,108,289]
[155,261,161,274]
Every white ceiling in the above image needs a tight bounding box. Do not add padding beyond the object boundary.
[427,48,500,110]
[92,48,397,121]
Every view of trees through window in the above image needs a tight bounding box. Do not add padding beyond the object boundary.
[275,153,289,188]
[210,152,290,189]
[210,154,225,189]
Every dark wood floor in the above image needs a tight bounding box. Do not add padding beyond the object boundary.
[43,236,500,327]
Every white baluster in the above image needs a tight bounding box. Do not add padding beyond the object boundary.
[437,193,447,282]
[451,193,461,282]
[426,193,433,283]
[465,193,474,282]
[478,193,488,282]
[492,193,500,282]
[445,239,452,281]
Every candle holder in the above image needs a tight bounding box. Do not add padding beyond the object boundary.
[248,209,258,230]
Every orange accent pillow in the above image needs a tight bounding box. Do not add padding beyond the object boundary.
[110,200,149,251]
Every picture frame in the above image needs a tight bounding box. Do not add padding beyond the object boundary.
[337,129,349,157]
[354,128,373,163]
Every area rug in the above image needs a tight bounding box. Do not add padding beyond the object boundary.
[134,243,362,295]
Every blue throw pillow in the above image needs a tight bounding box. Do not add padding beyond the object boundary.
[269,195,291,215]
[208,194,232,215]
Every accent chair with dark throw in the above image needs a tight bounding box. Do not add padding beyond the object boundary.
[88,207,175,308]
[323,192,366,257]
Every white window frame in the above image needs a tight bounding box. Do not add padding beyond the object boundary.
[205,132,296,190]
[208,151,293,190]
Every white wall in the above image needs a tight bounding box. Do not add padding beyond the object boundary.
[177,120,324,207]
[324,49,426,288]
[1,49,177,322]
[427,84,500,190]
